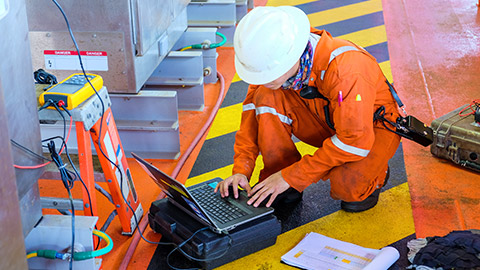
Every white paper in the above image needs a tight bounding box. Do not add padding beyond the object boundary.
[363,247,400,270]
[281,232,400,270]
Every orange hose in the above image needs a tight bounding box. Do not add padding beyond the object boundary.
[119,71,226,269]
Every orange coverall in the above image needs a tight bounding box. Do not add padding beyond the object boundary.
[232,29,401,202]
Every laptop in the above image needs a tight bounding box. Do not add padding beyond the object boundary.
[132,152,274,234]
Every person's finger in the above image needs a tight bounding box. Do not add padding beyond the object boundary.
[248,182,264,197]
[265,192,278,208]
[219,180,230,197]
[223,181,231,197]
[248,186,268,205]
[253,189,272,207]
[242,182,252,194]
[232,178,241,199]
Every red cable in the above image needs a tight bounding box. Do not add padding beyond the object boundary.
[459,99,480,117]
[14,113,73,169]
[119,71,226,270]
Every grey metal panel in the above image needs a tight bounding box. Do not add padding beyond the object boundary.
[145,51,205,110]
[115,128,181,159]
[110,90,179,125]
[0,3,30,268]
[41,197,84,210]
[134,0,188,56]
[187,0,236,47]
[0,76,29,270]
[143,84,205,111]
[29,31,133,95]
[236,0,248,22]
[172,27,218,84]
[26,0,138,92]
[18,184,42,237]
[146,51,204,86]
[187,0,236,26]
[133,7,188,92]
[1,0,43,237]
[26,0,190,93]
[26,1,132,32]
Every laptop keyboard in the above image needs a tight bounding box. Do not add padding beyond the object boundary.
[190,185,248,224]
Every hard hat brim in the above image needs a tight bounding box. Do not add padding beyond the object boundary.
[234,6,311,85]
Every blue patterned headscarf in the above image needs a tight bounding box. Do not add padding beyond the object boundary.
[281,41,313,90]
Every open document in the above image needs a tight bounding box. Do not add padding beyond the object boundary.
[281,232,400,270]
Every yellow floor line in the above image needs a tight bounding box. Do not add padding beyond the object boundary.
[308,0,383,27]
[379,61,393,83]
[215,182,415,270]
[337,25,387,49]
[231,73,241,83]
[206,103,242,140]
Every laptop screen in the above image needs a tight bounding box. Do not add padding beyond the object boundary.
[131,152,210,222]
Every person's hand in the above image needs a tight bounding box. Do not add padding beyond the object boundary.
[247,171,290,207]
[214,174,251,199]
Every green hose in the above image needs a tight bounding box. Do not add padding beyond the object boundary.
[27,229,113,261]
[73,229,113,260]
[180,32,227,51]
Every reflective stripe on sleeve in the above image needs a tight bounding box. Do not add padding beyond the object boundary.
[243,103,255,111]
[331,134,370,157]
[320,46,359,80]
[243,103,293,125]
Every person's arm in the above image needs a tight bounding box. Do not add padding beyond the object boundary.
[231,85,261,179]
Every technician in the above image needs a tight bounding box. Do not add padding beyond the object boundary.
[214,6,401,212]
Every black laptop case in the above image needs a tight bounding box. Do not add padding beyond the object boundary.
[148,198,281,269]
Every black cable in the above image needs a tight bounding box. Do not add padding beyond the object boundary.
[374,106,415,140]
[58,104,100,246]
[176,232,233,262]
[166,227,234,270]
[67,189,75,270]
[47,140,75,270]
[10,139,51,162]
[34,69,58,91]
[47,101,68,152]
[38,99,55,112]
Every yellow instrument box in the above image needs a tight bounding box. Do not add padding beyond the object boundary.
[39,73,103,110]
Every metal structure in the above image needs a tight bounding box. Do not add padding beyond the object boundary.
[26,0,189,94]
[0,0,41,268]
[1,0,44,237]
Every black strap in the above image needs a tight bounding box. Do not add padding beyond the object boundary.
[385,80,405,111]
[300,86,335,130]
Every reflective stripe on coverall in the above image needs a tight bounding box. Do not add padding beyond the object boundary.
[232,29,401,202]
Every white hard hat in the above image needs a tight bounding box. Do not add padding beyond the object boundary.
[234,6,311,85]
